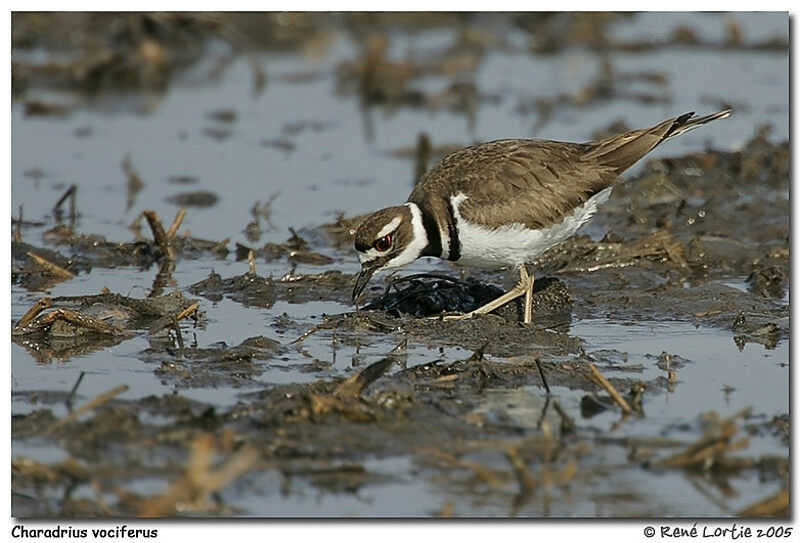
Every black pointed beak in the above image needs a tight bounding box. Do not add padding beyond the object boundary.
[352,266,376,303]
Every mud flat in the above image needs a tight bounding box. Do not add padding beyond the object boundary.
[11,12,788,517]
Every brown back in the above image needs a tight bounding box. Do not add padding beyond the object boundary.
[408,110,729,230]
[409,139,616,230]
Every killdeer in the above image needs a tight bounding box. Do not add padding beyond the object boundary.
[352,109,731,323]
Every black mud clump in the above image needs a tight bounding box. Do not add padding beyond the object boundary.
[189,270,277,308]
[363,274,572,322]
[363,274,504,317]
[747,261,787,299]
[237,228,335,267]
[165,190,219,208]
[732,312,785,350]
[189,269,356,307]
[274,271,355,304]
[145,335,285,388]
[402,316,579,358]
[19,222,229,275]
[12,291,199,363]
[395,351,603,394]
[12,240,91,274]
[12,240,93,291]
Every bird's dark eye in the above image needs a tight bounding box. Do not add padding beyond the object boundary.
[374,234,392,252]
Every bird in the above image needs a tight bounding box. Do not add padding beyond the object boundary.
[351,109,732,323]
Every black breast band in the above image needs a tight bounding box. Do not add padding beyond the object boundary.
[419,205,442,258]
[446,199,461,261]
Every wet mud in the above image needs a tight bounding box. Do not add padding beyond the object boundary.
[11,12,789,518]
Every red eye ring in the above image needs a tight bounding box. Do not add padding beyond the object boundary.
[374,234,392,252]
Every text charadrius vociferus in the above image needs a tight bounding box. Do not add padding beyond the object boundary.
[352,109,732,323]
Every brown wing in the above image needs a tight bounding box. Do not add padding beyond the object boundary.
[409,139,618,230]
[407,110,732,230]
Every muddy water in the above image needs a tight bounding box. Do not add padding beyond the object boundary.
[11,12,789,517]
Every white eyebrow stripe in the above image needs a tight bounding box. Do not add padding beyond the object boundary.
[376,216,402,239]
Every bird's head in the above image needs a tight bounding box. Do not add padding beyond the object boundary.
[351,203,427,302]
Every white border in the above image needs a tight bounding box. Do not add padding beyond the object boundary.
[3,6,796,542]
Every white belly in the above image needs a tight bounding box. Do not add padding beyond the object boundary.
[451,187,612,269]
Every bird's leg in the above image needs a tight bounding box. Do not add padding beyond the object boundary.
[443,266,535,322]
[521,266,535,324]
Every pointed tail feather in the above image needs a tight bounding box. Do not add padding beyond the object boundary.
[583,108,732,174]
[664,108,732,140]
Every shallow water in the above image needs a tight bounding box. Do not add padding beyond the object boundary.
[568,319,788,454]
[10,12,789,517]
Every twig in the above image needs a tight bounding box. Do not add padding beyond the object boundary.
[558,260,637,274]
[138,434,258,517]
[45,384,129,435]
[166,208,187,240]
[536,395,551,429]
[26,252,74,279]
[414,132,431,185]
[14,205,22,242]
[334,357,394,398]
[175,301,199,321]
[505,446,536,511]
[122,154,144,211]
[13,308,127,337]
[534,358,551,395]
[127,211,148,242]
[657,428,747,468]
[657,435,747,468]
[655,409,751,469]
[738,489,789,518]
[147,302,199,335]
[66,372,86,411]
[429,449,506,488]
[684,472,735,513]
[53,184,77,218]
[143,210,174,260]
[148,259,175,299]
[46,309,124,335]
[172,317,185,352]
[587,363,632,414]
[254,191,280,229]
[192,446,258,499]
[211,237,230,253]
[90,478,114,516]
[552,400,575,434]
[14,297,52,330]
[290,322,328,345]
[438,502,454,518]
[12,205,46,229]
[50,292,164,317]
[540,319,572,331]
[466,340,489,362]
[662,237,688,268]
